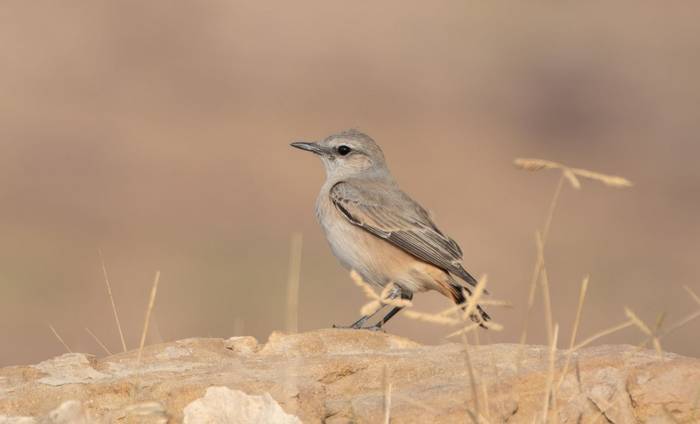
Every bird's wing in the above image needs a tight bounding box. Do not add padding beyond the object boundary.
[330,181,477,286]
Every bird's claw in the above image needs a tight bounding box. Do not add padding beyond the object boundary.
[363,324,385,332]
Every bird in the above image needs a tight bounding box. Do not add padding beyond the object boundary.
[291,129,489,330]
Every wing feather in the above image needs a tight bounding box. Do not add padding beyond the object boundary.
[330,181,477,286]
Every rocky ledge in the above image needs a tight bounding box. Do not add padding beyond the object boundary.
[0,329,698,423]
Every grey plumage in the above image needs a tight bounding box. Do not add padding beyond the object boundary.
[291,129,489,329]
[329,181,478,286]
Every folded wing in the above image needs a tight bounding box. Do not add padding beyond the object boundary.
[330,180,478,287]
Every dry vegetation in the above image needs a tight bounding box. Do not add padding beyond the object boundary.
[336,158,699,423]
[42,157,700,424]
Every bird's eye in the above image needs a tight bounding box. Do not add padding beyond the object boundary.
[337,145,352,156]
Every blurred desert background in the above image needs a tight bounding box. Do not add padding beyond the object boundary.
[1,1,699,366]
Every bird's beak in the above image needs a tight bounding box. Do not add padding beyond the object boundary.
[290,141,325,156]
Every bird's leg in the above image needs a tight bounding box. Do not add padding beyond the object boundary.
[366,290,413,331]
[333,285,401,329]
[340,306,387,329]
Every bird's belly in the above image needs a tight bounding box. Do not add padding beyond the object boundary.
[323,219,386,280]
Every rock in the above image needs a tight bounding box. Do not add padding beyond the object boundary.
[0,329,698,423]
[42,400,90,424]
[0,416,35,424]
[224,337,259,355]
[32,354,109,386]
[183,387,301,424]
[0,400,90,424]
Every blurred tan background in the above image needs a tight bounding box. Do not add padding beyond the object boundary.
[1,1,699,366]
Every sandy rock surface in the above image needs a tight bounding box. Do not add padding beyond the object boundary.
[0,329,698,423]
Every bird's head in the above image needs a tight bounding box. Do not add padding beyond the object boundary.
[291,129,389,179]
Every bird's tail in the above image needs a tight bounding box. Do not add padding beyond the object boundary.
[448,279,491,328]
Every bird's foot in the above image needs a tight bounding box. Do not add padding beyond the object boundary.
[331,323,365,330]
[362,323,385,332]
[331,324,354,329]
[331,323,385,331]
[333,316,371,329]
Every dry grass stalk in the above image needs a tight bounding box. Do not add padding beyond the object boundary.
[518,228,556,369]
[137,270,161,365]
[476,299,512,307]
[471,330,492,424]
[685,285,700,306]
[519,173,564,356]
[445,276,504,337]
[438,299,511,319]
[380,297,413,309]
[454,321,503,337]
[624,307,665,356]
[285,233,303,333]
[571,320,634,352]
[460,330,481,424]
[403,310,461,326]
[635,312,667,357]
[85,327,113,356]
[49,324,72,353]
[568,167,633,188]
[540,260,554,347]
[350,270,380,300]
[446,323,481,339]
[513,158,562,172]
[358,281,413,316]
[541,175,566,243]
[624,307,653,336]
[349,270,508,339]
[382,365,392,424]
[542,324,559,424]
[99,249,127,353]
[462,275,488,320]
[455,276,491,423]
[359,300,382,317]
[406,306,506,331]
[644,312,666,352]
[562,169,581,190]
[515,157,632,360]
[661,310,700,339]
[555,276,589,392]
[568,276,589,352]
[514,158,633,188]
[485,321,504,331]
[658,286,700,339]
[518,253,543,346]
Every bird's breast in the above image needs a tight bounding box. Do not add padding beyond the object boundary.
[315,192,364,271]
